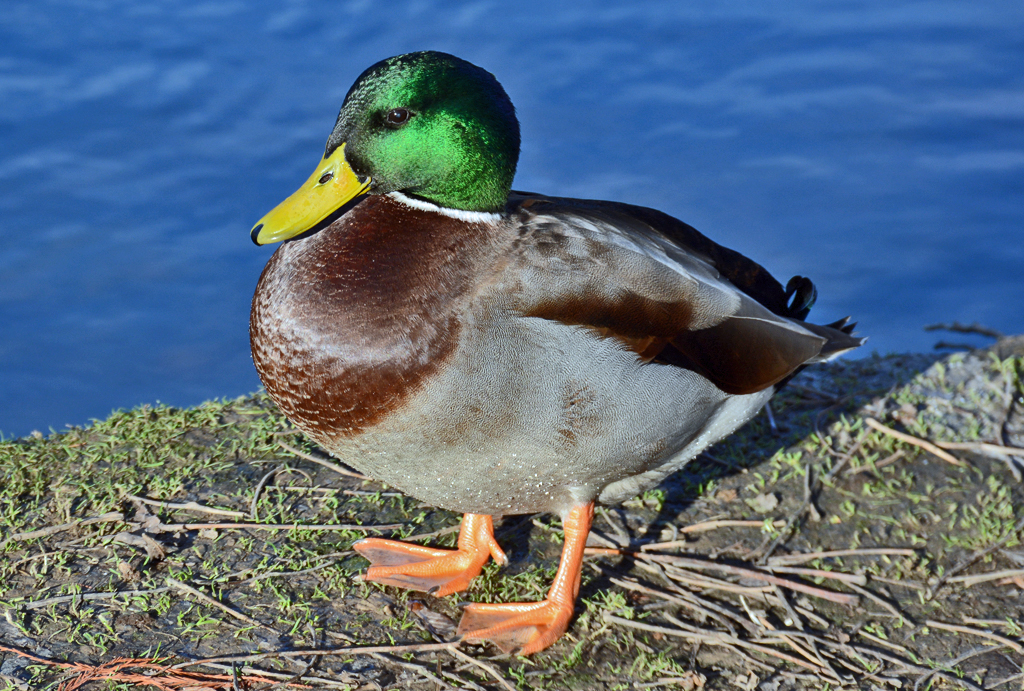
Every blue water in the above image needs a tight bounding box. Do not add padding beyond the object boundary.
[2,1,1022,438]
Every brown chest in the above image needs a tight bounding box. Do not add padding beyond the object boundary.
[249,195,502,442]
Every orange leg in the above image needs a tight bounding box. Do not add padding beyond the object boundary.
[353,513,506,597]
[457,502,595,655]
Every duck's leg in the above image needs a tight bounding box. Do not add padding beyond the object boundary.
[353,513,506,597]
[457,501,594,655]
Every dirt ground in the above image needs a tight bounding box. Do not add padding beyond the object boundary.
[1,336,1023,690]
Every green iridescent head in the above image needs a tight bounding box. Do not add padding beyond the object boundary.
[328,51,520,212]
[251,52,519,245]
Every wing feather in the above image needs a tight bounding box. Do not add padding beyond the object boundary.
[505,194,850,395]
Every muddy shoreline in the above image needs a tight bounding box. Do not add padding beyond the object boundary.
[1,339,1022,690]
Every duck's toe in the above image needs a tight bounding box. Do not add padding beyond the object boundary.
[353,514,505,597]
[457,598,574,655]
[353,539,483,595]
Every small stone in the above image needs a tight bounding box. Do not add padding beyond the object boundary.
[744,492,779,513]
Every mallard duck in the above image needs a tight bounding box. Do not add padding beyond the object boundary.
[249,51,863,655]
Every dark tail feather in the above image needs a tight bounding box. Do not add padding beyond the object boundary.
[784,276,817,320]
[771,315,866,393]
[823,316,857,334]
[802,318,867,362]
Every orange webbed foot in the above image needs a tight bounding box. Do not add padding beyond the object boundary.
[455,502,595,655]
[458,598,575,655]
[354,514,505,597]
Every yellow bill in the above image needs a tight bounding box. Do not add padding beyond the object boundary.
[251,143,370,245]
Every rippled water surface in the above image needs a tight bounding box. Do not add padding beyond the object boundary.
[2,1,1022,437]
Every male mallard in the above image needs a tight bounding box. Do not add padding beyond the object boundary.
[250,51,863,655]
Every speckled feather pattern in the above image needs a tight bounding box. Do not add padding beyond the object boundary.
[251,193,856,516]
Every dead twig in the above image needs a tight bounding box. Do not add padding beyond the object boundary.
[660,565,772,596]
[639,520,786,548]
[846,582,910,623]
[637,553,860,606]
[824,429,871,482]
[2,512,125,546]
[949,567,1024,588]
[250,468,277,521]
[962,617,1022,629]
[212,560,340,588]
[446,646,516,691]
[856,629,913,655]
[165,578,272,632]
[934,440,1024,457]
[989,672,1024,688]
[596,507,632,542]
[588,529,626,549]
[864,417,964,466]
[760,629,987,691]
[609,576,757,636]
[18,587,171,610]
[603,612,825,673]
[753,590,842,682]
[765,565,867,586]
[171,642,458,669]
[767,547,917,567]
[278,440,369,480]
[192,659,361,685]
[400,524,461,543]
[926,620,1024,654]
[125,495,245,518]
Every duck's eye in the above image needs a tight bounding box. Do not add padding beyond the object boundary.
[318,171,334,184]
[385,108,411,126]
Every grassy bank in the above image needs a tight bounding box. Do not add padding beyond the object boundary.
[1,340,1022,690]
